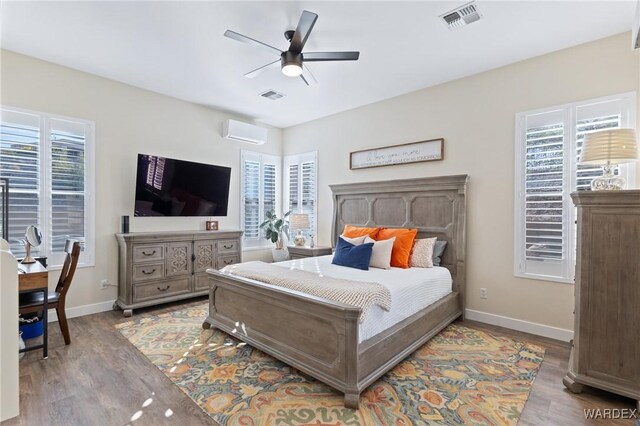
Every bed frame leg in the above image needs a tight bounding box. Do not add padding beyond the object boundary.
[202,320,212,330]
[344,392,359,409]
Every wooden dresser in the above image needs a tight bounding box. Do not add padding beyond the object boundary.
[115,230,242,316]
[564,191,640,410]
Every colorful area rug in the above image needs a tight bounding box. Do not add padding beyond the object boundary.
[117,303,544,425]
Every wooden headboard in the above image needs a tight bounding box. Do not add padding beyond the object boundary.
[330,175,469,296]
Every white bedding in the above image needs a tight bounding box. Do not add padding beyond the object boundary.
[273,255,453,343]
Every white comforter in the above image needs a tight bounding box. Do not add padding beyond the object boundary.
[273,255,453,343]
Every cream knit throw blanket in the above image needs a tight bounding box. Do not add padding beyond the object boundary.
[220,261,391,323]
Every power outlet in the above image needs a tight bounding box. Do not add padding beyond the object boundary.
[100,279,109,290]
[480,288,488,299]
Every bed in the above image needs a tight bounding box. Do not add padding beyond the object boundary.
[203,174,468,408]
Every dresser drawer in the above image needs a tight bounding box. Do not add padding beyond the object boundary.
[218,239,239,254]
[133,278,190,303]
[133,244,164,263]
[132,263,164,282]
[218,255,240,268]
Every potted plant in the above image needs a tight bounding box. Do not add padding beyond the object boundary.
[259,210,291,262]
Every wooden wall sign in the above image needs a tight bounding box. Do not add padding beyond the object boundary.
[349,138,444,170]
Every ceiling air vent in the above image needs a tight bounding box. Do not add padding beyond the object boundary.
[440,1,482,31]
[260,90,285,101]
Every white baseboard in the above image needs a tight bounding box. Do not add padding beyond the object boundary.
[46,300,114,323]
[465,309,573,342]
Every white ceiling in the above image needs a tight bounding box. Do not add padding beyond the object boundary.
[1,1,636,128]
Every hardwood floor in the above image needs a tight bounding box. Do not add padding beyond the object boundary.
[3,299,636,426]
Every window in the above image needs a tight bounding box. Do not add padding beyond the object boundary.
[284,151,318,238]
[0,107,95,267]
[515,93,636,283]
[241,150,281,248]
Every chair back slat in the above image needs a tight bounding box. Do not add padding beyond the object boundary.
[56,240,81,298]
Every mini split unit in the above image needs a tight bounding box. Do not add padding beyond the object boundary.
[222,119,268,145]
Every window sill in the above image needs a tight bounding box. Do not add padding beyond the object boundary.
[242,246,274,252]
[514,272,574,285]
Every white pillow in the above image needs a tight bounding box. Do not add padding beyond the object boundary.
[410,237,437,268]
[340,235,367,246]
[364,236,395,269]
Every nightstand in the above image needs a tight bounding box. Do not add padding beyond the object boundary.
[288,246,333,260]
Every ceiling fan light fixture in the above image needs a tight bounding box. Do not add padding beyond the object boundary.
[282,63,302,77]
[281,51,303,77]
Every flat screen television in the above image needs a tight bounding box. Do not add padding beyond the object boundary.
[134,154,231,217]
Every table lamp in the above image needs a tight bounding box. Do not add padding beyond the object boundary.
[289,213,310,246]
[579,129,638,191]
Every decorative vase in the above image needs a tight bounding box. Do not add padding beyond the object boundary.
[19,331,25,359]
[293,232,306,247]
[271,248,290,263]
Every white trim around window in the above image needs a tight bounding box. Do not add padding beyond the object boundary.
[0,105,96,269]
[514,92,636,283]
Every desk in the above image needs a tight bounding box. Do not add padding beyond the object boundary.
[18,262,48,359]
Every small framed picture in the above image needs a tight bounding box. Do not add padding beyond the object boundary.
[206,220,219,231]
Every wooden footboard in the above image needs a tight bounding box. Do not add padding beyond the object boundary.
[202,270,363,407]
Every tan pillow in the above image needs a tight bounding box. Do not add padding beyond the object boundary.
[364,236,395,269]
[340,235,367,246]
[410,237,437,268]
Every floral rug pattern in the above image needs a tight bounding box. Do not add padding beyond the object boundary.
[116,304,544,425]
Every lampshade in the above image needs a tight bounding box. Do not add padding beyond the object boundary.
[579,129,638,166]
[289,213,310,230]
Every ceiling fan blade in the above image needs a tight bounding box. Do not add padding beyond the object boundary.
[303,51,360,62]
[300,65,317,86]
[289,10,318,53]
[244,59,280,79]
[224,30,282,56]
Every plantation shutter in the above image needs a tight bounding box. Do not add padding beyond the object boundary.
[515,93,635,283]
[301,160,316,236]
[284,151,318,238]
[0,110,41,257]
[288,164,299,214]
[241,151,281,247]
[262,162,277,238]
[0,107,94,266]
[50,118,87,253]
[242,157,260,240]
[520,109,568,279]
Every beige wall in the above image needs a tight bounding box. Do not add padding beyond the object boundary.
[0,50,280,312]
[2,33,638,331]
[283,33,640,331]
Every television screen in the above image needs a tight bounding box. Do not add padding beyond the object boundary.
[134,154,231,217]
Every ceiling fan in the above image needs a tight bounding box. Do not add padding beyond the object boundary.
[224,10,360,85]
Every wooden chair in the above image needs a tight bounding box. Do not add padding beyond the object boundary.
[19,240,81,345]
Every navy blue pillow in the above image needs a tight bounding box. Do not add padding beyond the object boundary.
[332,237,374,271]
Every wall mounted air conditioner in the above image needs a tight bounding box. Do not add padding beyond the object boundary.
[634,0,640,49]
[222,119,268,145]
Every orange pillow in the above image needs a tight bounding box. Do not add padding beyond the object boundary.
[342,225,380,239]
[377,228,418,268]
